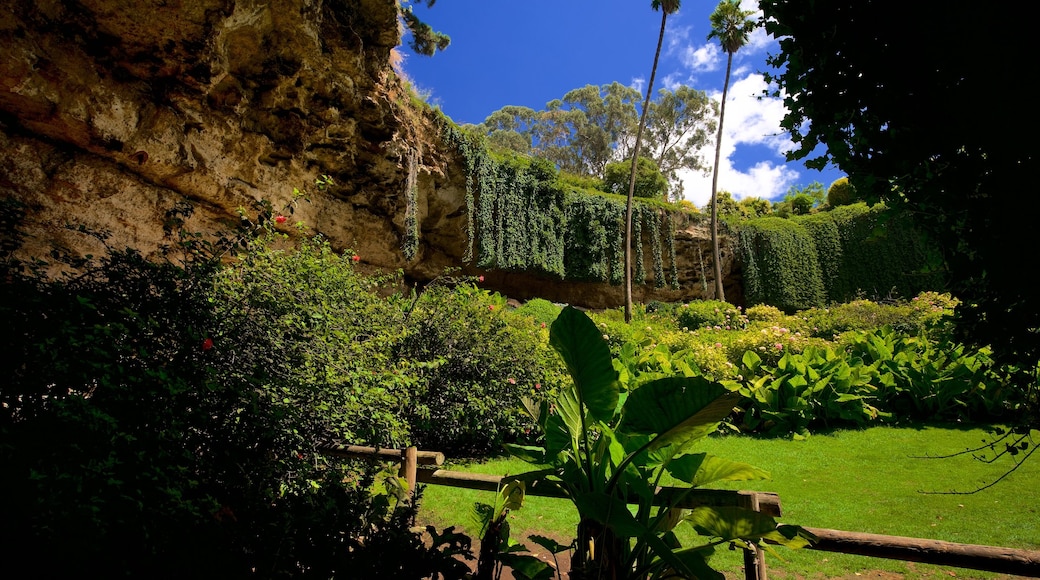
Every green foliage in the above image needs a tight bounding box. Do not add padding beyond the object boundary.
[503,307,811,578]
[722,313,1011,438]
[739,217,826,312]
[737,196,773,219]
[439,117,679,287]
[400,1,451,56]
[707,190,741,218]
[818,203,944,302]
[395,281,559,456]
[515,298,564,327]
[738,204,945,311]
[760,2,1040,382]
[477,82,715,196]
[603,156,668,200]
[217,233,410,446]
[726,347,884,438]
[0,219,457,576]
[826,177,858,207]
[745,304,785,323]
[708,0,757,54]
[677,300,747,331]
[845,327,1010,422]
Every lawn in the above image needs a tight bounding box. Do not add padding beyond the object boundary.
[416,424,1040,579]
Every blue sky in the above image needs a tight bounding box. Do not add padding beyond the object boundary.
[399,0,846,207]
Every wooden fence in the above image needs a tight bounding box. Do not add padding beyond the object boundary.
[322,444,1040,579]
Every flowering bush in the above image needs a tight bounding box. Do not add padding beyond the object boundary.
[676,299,748,331]
[744,303,786,323]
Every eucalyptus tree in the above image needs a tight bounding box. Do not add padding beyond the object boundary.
[644,85,718,201]
[531,101,588,175]
[564,82,643,175]
[624,0,680,324]
[481,105,538,155]
[706,0,756,302]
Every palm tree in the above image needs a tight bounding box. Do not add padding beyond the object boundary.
[624,0,680,323]
[707,0,756,302]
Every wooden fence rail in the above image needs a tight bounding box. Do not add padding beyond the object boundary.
[796,527,1040,577]
[324,444,1040,579]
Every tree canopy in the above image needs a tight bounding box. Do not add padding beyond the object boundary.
[475,82,716,199]
[760,2,1039,377]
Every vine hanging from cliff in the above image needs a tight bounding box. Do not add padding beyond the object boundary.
[649,207,665,288]
[435,112,678,286]
[402,148,420,261]
[666,213,679,289]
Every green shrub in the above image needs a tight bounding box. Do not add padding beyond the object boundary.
[514,297,562,327]
[845,327,1009,421]
[676,299,747,331]
[745,304,786,323]
[396,282,555,456]
[215,234,410,446]
[738,217,826,311]
[801,299,909,339]
[727,324,822,368]
[602,156,668,200]
[825,203,945,301]
[652,328,739,380]
[826,176,858,207]
[0,224,453,577]
[726,347,884,438]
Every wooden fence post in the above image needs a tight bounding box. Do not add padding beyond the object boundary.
[400,446,418,503]
[741,492,767,580]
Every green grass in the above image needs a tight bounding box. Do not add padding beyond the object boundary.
[416,424,1040,579]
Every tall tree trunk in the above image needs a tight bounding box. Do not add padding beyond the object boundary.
[709,52,733,302]
[625,10,668,323]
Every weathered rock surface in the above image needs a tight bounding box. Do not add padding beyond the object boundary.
[0,0,739,308]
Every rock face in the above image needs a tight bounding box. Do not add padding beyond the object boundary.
[0,0,739,308]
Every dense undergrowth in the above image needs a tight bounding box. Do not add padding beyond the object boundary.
[1,202,1030,577]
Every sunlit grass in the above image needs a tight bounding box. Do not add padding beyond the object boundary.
[417,424,1040,579]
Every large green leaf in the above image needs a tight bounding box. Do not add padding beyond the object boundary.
[550,307,620,423]
[498,553,555,580]
[544,384,583,459]
[573,491,647,538]
[685,506,779,541]
[665,452,771,487]
[656,546,725,580]
[618,376,741,450]
[761,524,817,549]
[504,443,548,465]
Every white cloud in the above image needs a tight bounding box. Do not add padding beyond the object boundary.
[744,24,775,55]
[681,43,720,73]
[631,76,646,94]
[678,72,799,206]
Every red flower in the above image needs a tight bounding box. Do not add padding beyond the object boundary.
[202,337,214,351]
[488,305,495,311]
[275,215,287,224]
[534,383,541,390]
[540,322,546,328]
[507,378,516,385]
[478,275,485,283]
[351,255,360,262]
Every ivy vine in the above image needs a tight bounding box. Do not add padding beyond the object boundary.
[738,203,945,311]
[402,148,420,261]
[436,113,678,286]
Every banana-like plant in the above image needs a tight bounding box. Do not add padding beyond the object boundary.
[504,306,812,579]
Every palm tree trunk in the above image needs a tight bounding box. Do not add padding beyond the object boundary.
[625,10,668,323]
[709,52,733,302]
